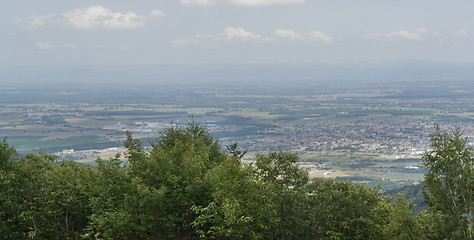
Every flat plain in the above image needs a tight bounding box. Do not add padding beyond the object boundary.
[1,63,473,190]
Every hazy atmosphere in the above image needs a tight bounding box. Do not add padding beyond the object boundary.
[3,0,474,65]
[1,1,474,239]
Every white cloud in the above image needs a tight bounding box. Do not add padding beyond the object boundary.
[365,28,427,40]
[172,27,271,47]
[17,6,164,30]
[387,28,426,40]
[172,34,221,47]
[275,29,303,40]
[35,42,79,50]
[63,6,147,30]
[180,0,304,6]
[225,27,271,41]
[149,10,166,19]
[180,0,217,6]
[308,31,332,43]
[275,29,332,43]
[229,0,304,6]
[16,15,55,30]
[36,42,52,50]
[64,43,79,49]
[452,29,468,37]
[173,27,331,47]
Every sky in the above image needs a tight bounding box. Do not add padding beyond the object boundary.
[2,0,474,65]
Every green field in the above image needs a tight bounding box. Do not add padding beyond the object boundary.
[6,135,113,153]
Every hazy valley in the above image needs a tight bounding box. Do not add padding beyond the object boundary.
[1,63,473,190]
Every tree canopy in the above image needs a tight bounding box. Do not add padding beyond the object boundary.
[0,123,472,239]
[421,126,473,239]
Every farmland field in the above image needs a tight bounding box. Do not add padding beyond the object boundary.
[1,64,473,190]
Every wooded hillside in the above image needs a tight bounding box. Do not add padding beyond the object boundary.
[1,123,472,240]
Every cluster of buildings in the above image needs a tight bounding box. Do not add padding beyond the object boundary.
[237,120,444,155]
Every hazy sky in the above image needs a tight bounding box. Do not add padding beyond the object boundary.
[2,0,473,65]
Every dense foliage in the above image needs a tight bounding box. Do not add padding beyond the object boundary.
[0,124,472,239]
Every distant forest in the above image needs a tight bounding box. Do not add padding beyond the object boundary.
[1,122,472,240]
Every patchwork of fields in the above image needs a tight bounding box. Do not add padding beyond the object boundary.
[1,65,473,190]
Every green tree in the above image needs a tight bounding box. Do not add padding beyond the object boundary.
[254,151,309,240]
[192,156,278,240]
[0,138,21,239]
[305,178,389,240]
[81,155,153,239]
[0,137,15,170]
[422,126,474,239]
[383,195,423,240]
[123,121,227,239]
[10,152,57,239]
[41,160,91,239]
[2,141,90,239]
